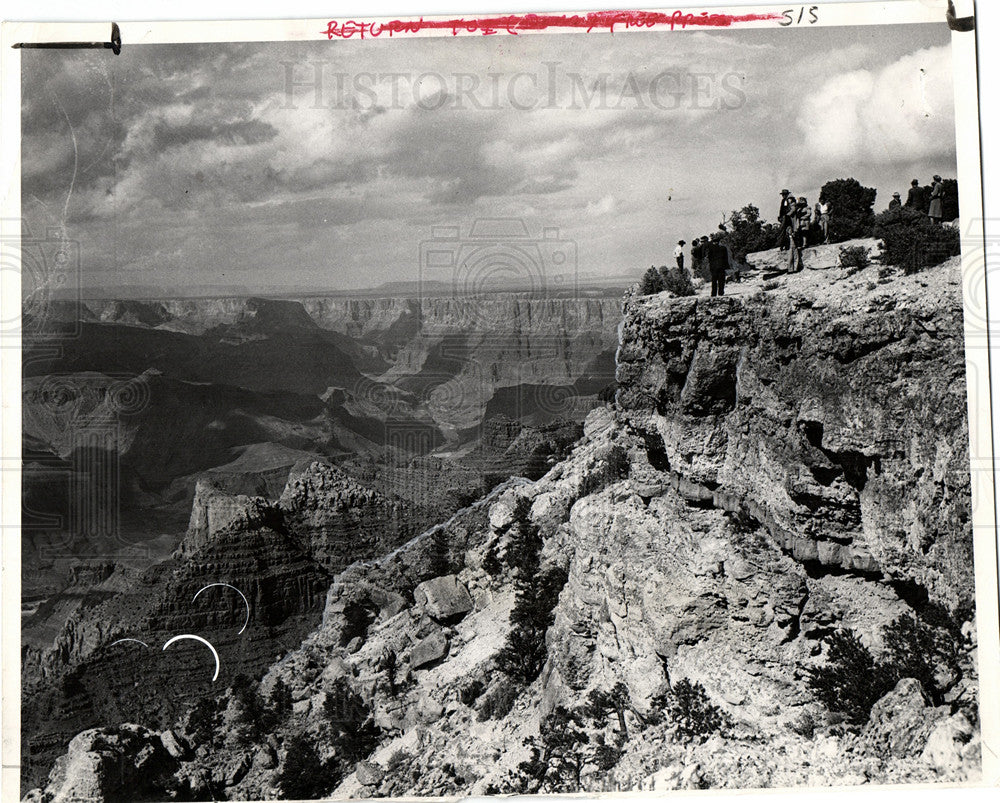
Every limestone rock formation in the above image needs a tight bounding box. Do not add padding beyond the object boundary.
[24,251,981,799]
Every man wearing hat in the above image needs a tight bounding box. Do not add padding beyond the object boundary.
[674,240,686,271]
[928,175,945,224]
[705,231,731,296]
[777,189,794,251]
[888,192,902,211]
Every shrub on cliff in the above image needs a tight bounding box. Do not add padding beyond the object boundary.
[838,245,871,273]
[228,674,266,744]
[819,178,877,242]
[277,734,332,800]
[649,679,733,743]
[807,630,894,725]
[722,204,779,263]
[265,677,293,729]
[495,515,569,685]
[476,678,519,721]
[515,707,590,793]
[639,267,665,295]
[657,264,696,297]
[496,563,569,684]
[809,603,969,724]
[873,206,960,273]
[586,682,633,739]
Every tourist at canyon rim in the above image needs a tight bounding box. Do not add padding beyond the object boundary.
[929,174,945,224]
[816,198,832,244]
[674,240,686,271]
[778,188,794,251]
[786,196,812,273]
[906,178,924,210]
[706,232,731,297]
[889,192,902,211]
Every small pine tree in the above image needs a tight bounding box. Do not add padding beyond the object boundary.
[228,674,265,744]
[586,682,632,739]
[639,267,665,295]
[807,630,895,724]
[268,677,293,722]
[276,734,330,800]
[819,178,877,242]
[516,707,589,793]
[650,678,733,742]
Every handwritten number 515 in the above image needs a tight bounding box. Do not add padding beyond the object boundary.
[780,6,819,25]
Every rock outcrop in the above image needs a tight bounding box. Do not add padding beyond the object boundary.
[615,254,972,605]
[24,250,981,799]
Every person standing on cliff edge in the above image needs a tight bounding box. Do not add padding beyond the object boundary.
[706,232,731,297]
[905,178,924,210]
[928,175,944,224]
[674,240,686,271]
[778,189,794,251]
[786,196,811,273]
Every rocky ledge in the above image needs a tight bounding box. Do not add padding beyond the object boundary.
[24,248,980,800]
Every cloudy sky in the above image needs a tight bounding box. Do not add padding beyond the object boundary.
[21,23,955,295]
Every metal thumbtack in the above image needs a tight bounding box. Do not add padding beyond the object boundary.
[946,1,975,32]
[13,22,121,54]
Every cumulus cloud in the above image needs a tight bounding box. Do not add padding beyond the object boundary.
[797,45,954,164]
[20,28,956,292]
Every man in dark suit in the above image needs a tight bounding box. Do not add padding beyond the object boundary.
[777,189,794,251]
[705,232,731,297]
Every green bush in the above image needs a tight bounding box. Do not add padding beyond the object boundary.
[495,515,569,685]
[819,178,877,242]
[722,204,779,263]
[838,245,870,272]
[807,630,895,725]
[809,602,970,724]
[277,734,331,800]
[657,264,695,297]
[476,679,519,721]
[650,679,733,743]
[873,206,960,274]
[639,267,665,295]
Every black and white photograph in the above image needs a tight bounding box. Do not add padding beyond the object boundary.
[3,1,998,800]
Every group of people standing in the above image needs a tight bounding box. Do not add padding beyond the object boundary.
[777,189,830,273]
[675,234,733,297]
[669,173,949,297]
[887,174,947,225]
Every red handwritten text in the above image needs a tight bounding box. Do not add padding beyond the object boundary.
[322,10,785,40]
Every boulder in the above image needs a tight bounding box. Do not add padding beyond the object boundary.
[414,575,474,622]
[356,759,385,787]
[863,678,946,758]
[33,725,178,803]
[410,631,449,669]
[158,729,189,760]
[489,500,516,532]
[921,713,975,773]
[223,752,252,787]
